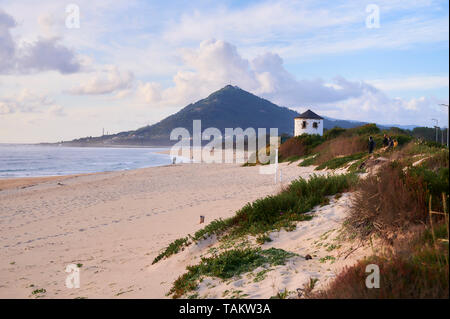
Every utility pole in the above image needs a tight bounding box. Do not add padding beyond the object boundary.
[440,104,449,148]
[431,119,438,143]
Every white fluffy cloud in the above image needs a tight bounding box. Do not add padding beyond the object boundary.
[67,66,134,95]
[0,10,81,74]
[137,40,372,107]
[0,88,65,116]
[137,39,448,126]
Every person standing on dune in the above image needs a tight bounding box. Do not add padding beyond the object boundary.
[368,136,375,154]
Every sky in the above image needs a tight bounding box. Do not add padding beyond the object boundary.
[0,0,448,143]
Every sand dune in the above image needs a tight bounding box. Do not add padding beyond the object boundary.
[0,161,328,298]
[183,193,373,299]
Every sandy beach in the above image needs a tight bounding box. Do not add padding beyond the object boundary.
[0,161,344,298]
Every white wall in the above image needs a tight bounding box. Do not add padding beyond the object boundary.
[294,118,323,136]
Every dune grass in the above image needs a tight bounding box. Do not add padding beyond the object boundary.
[315,152,366,170]
[298,155,317,167]
[228,173,357,237]
[152,237,190,265]
[168,247,297,298]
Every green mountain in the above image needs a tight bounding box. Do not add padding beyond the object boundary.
[66,85,370,146]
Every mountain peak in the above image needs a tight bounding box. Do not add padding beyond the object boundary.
[65,86,371,146]
[222,84,240,90]
[204,84,246,101]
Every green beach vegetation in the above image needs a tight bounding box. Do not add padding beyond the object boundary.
[168,248,296,298]
[153,123,448,298]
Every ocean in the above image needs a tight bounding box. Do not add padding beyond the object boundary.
[0,144,179,178]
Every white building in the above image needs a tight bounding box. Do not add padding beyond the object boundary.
[294,109,324,136]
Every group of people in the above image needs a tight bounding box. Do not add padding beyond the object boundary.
[383,134,398,150]
[368,134,398,154]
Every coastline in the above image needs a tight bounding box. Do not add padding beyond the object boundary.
[0,145,176,180]
[0,173,102,191]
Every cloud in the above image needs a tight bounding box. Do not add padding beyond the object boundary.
[162,0,448,59]
[137,39,371,107]
[0,10,17,73]
[327,91,447,126]
[136,39,447,126]
[367,75,449,92]
[47,104,66,117]
[0,10,81,75]
[67,66,134,95]
[18,37,81,74]
[0,88,64,115]
[137,82,162,103]
[250,52,377,105]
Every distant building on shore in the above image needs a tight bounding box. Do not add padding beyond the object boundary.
[294,109,324,136]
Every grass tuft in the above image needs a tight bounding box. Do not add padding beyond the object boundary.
[152,237,189,264]
[169,247,296,298]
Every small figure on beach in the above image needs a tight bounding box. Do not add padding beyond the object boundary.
[368,136,375,154]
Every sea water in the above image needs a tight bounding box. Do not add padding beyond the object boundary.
[0,144,178,178]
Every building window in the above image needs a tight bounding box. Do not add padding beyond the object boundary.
[312,122,318,129]
[302,121,307,129]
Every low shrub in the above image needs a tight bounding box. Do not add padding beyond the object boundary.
[345,123,380,136]
[401,141,446,157]
[169,248,296,298]
[279,134,324,161]
[324,127,346,140]
[420,149,449,171]
[346,163,428,241]
[312,223,448,299]
[355,123,380,136]
[313,136,367,165]
[298,155,317,167]
[407,166,449,212]
[313,254,448,298]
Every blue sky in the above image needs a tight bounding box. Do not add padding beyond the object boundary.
[0,0,448,142]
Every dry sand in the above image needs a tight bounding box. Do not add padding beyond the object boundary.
[0,161,336,298]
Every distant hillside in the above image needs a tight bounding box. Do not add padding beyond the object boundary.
[63,85,394,146]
